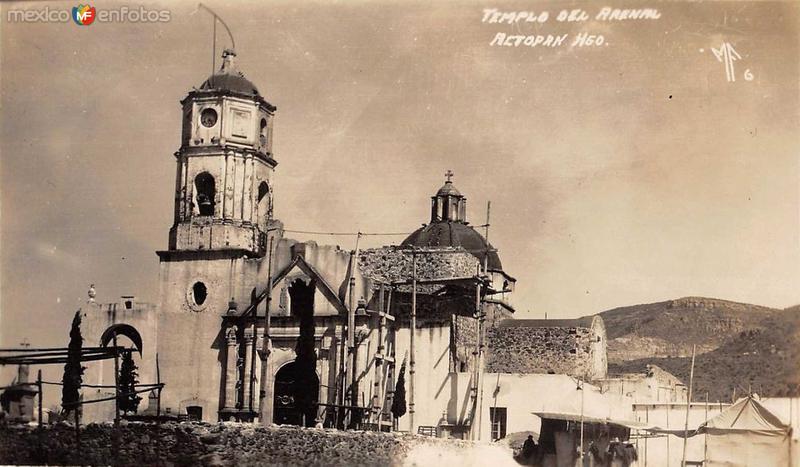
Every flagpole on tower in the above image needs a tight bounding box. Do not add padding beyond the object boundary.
[212,16,216,73]
[197,3,237,73]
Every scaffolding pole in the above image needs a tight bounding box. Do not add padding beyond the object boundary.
[156,353,162,420]
[258,235,276,425]
[681,345,697,467]
[112,333,120,428]
[473,201,491,441]
[37,369,43,429]
[410,250,417,433]
[372,284,386,427]
[386,286,396,431]
[471,276,483,441]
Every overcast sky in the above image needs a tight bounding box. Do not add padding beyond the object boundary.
[1,0,799,363]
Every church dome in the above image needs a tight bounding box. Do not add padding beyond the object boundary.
[198,49,260,97]
[401,172,504,272]
[435,181,461,197]
[200,73,259,96]
[401,221,503,271]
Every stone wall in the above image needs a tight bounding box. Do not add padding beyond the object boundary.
[452,315,478,372]
[359,247,479,293]
[80,299,159,423]
[0,422,508,467]
[485,318,607,380]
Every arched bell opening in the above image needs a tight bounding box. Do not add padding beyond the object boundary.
[256,181,270,229]
[194,172,216,216]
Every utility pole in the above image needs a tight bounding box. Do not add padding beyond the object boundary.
[249,296,259,414]
[472,274,482,441]
[579,380,585,463]
[475,201,490,441]
[156,353,162,420]
[258,235,276,425]
[341,233,361,428]
[682,345,697,467]
[37,369,43,429]
[112,333,120,427]
[704,391,709,463]
[409,249,417,433]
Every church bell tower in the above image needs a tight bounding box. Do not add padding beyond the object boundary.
[157,48,281,317]
[153,49,281,422]
[169,49,277,256]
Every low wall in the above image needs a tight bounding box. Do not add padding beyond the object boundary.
[0,422,515,466]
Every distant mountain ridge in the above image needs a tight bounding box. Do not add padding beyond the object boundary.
[600,297,800,401]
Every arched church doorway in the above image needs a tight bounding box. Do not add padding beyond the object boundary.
[273,361,319,427]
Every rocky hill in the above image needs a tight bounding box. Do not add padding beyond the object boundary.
[601,297,800,401]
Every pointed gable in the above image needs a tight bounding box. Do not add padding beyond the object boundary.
[271,255,348,315]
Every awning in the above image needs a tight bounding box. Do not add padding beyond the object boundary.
[646,428,700,438]
[532,411,653,430]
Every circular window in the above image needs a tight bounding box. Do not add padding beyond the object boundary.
[191,281,208,308]
[200,108,218,128]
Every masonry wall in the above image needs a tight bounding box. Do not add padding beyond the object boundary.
[485,320,607,380]
[452,315,478,372]
[0,422,512,467]
[80,300,159,423]
[359,247,479,293]
[156,255,262,422]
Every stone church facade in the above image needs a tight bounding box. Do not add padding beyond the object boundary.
[80,49,606,436]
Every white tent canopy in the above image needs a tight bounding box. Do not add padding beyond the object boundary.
[700,396,792,467]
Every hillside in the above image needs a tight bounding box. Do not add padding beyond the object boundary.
[601,297,800,401]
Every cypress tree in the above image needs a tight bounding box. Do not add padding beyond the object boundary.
[118,350,142,414]
[61,310,85,417]
[391,360,407,419]
[293,305,317,426]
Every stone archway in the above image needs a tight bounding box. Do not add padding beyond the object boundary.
[100,324,143,355]
[273,360,319,427]
[93,323,146,417]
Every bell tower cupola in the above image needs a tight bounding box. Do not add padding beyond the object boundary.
[430,170,467,223]
[168,49,277,256]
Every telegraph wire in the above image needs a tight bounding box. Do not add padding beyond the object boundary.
[283,223,490,237]
[283,229,409,237]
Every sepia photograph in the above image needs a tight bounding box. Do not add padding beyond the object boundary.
[0,0,798,465]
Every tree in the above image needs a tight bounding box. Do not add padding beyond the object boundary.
[118,350,142,414]
[61,310,85,417]
[292,305,317,426]
[391,360,407,420]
